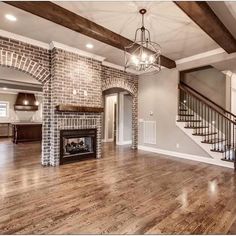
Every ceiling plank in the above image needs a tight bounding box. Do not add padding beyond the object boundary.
[4,1,176,69]
[174,1,236,53]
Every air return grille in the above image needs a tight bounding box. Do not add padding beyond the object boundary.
[144,121,156,144]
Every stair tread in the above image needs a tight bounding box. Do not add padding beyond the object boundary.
[178,114,194,116]
[179,109,187,111]
[210,149,224,153]
[184,126,209,129]
[201,139,226,144]
[177,120,202,122]
[193,132,217,136]
[221,158,234,163]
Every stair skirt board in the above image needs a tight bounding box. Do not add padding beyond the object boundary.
[138,145,233,169]
[176,121,221,158]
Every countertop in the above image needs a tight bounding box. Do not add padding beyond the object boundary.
[11,122,42,125]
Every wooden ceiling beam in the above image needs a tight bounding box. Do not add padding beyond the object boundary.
[174,1,236,53]
[4,1,176,69]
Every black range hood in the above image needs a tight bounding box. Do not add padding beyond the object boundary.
[14,93,39,111]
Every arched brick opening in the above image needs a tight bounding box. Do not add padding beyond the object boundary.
[0,50,50,84]
[102,77,138,149]
[0,49,51,165]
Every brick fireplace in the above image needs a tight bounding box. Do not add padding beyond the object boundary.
[50,47,103,166]
[56,114,102,165]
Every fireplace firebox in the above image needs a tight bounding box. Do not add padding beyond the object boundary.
[60,129,96,164]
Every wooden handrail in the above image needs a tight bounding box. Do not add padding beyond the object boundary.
[180,81,236,119]
[179,83,236,125]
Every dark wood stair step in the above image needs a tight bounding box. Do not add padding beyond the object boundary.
[178,114,194,117]
[210,149,224,153]
[201,139,226,144]
[184,126,209,129]
[221,158,234,162]
[179,109,187,112]
[177,120,201,122]
[193,132,217,136]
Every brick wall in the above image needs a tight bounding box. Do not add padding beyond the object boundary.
[0,36,138,166]
[50,48,103,165]
[0,36,50,69]
[51,48,102,107]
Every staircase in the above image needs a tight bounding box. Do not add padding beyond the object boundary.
[177,82,236,170]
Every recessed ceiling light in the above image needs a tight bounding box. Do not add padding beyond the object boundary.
[86,43,94,49]
[2,87,7,90]
[5,14,17,22]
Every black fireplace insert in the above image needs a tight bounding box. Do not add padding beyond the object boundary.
[60,129,96,164]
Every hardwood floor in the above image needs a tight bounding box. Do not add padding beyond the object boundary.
[0,139,236,234]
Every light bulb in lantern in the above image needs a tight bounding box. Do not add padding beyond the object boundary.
[132,55,139,66]
[141,53,147,61]
[23,100,29,105]
[35,101,39,106]
[132,55,137,62]
[149,55,154,63]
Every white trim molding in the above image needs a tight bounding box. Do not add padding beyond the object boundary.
[176,48,225,65]
[50,41,106,62]
[102,61,141,75]
[138,145,233,169]
[103,138,114,143]
[117,140,132,145]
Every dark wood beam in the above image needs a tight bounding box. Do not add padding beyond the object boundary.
[174,1,236,53]
[4,1,176,69]
[180,65,213,74]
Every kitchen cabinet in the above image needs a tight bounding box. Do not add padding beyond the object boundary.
[12,123,42,144]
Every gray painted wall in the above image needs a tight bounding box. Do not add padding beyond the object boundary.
[138,68,210,157]
[182,68,226,108]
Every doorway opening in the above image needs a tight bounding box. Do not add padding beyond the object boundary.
[102,88,132,146]
[0,66,43,166]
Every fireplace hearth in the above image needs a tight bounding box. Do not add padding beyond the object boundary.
[60,129,96,164]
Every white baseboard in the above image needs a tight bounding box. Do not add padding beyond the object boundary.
[138,145,234,169]
[102,138,114,143]
[116,140,132,145]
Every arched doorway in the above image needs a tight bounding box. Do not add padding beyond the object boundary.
[102,77,138,149]
[0,49,51,165]
[102,88,133,147]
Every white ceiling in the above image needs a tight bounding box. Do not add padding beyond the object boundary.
[55,1,219,60]
[0,1,220,67]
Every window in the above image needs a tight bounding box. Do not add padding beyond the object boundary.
[0,102,9,118]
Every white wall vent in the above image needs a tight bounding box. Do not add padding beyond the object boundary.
[144,121,156,144]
